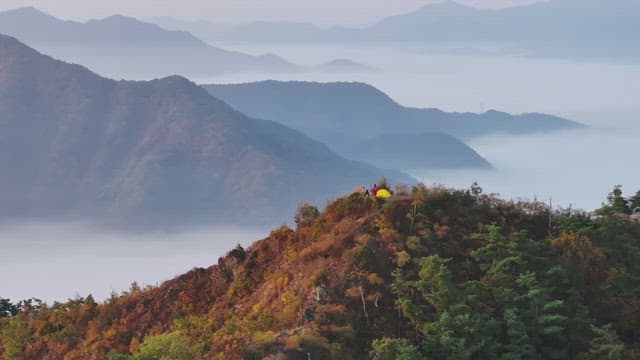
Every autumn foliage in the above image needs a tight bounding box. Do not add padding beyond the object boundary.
[2,184,640,359]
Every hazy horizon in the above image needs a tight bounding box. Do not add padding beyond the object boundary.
[2,0,639,306]
[197,42,640,118]
[0,0,546,27]
[198,42,639,213]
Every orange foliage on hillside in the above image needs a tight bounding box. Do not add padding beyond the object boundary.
[2,185,640,359]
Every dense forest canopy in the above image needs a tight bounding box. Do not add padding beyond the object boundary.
[2,184,640,359]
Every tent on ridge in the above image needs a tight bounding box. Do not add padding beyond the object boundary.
[375,188,392,199]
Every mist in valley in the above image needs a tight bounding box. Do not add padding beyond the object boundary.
[414,118,640,211]
[200,42,640,210]
[199,42,640,115]
[2,4,639,306]
[0,221,267,303]
[4,41,639,303]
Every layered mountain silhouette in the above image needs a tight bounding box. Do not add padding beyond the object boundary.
[203,81,582,140]
[365,0,640,61]
[151,17,354,44]
[328,133,493,170]
[161,0,640,62]
[0,7,298,79]
[0,35,412,226]
[316,59,373,73]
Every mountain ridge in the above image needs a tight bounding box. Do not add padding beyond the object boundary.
[0,7,298,79]
[203,80,582,171]
[0,34,412,226]
[155,0,640,62]
[2,185,639,358]
[203,80,584,140]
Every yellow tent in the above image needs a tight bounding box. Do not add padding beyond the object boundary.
[376,188,392,199]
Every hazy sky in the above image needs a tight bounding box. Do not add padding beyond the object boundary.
[0,0,545,26]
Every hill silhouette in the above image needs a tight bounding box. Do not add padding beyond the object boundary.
[204,80,583,171]
[0,35,411,226]
[2,185,639,358]
[150,17,354,44]
[164,0,640,62]
[204,80,583,140]
[367,0,640,61]
[0,7,297,79]
[319,132,493,170]
[316,59,373,73]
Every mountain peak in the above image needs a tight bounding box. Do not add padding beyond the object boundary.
[1,6,51,17]
[0,33,24,46]
[86,14,162,30]
[99,14,139,23]
[0,6,61,24]
[319,59,372,70]
[0,7,299,77]
[90,14,165,28]
[0,37,409,226]
[414,0,478,13]
[0,33,40,60]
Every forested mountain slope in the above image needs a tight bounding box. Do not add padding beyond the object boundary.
[2,185,639,359]
[0,35,409,226]
[204,81,583,140]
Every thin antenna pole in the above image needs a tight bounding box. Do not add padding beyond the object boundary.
[548,197,553,237]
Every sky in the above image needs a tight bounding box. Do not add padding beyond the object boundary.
[0,0,545,26]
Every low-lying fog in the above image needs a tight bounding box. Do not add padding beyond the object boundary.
[199,42,640,116]
[3,42,638,304]
[0,222,267,303]
[200,42,640,211]
[413,114,640,211]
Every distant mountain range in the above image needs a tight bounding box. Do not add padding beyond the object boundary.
[150,17,354,44]
[203,80,582,171]
[316,59,373,73]
[203,80,583,141]
[0,35,411,226]
[0,7,299,79]
[155,0,640,62]
[366,0,640,61]
[0,7,376,79]
[328,132,493,170]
